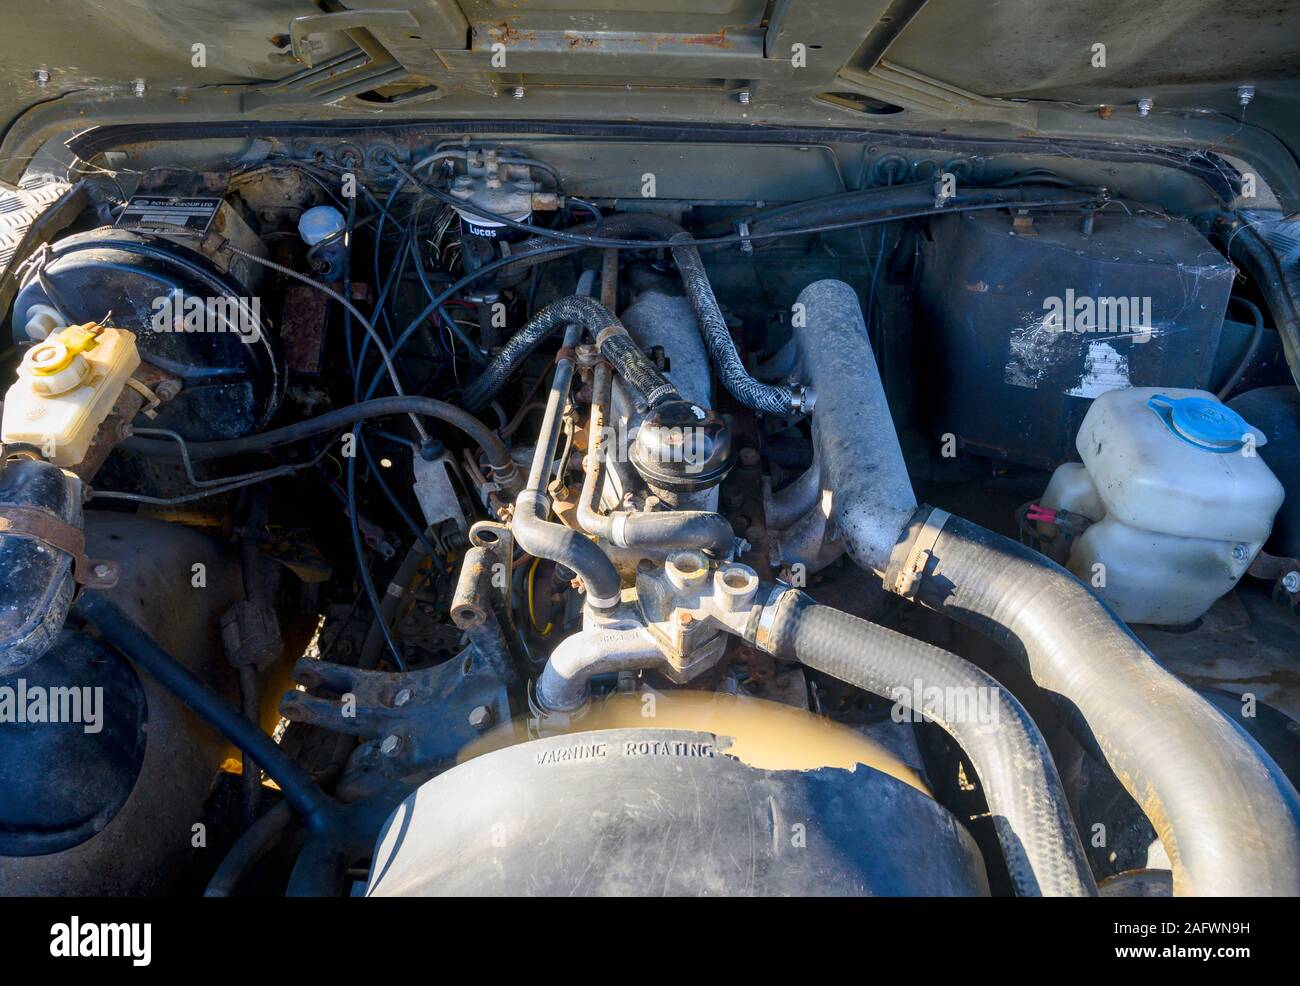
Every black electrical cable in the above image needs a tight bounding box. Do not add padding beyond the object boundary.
[362,242,575,402]
[381,153,1102,253]
[346,434,407,672]
[220,244,424,441]
[358,171,1095,404]
[124,396,516,479]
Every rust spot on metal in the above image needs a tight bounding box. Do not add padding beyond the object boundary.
[676,32,731,48]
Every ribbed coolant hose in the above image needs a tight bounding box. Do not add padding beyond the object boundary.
[461,295,677,413]
[897,510,1300,896]
[759,591,1097,897]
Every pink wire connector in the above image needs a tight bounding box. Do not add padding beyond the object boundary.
[1025,503,1058,524]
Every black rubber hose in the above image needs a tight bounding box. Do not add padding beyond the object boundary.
[1216,296,1266,400]
[71,591,335,828]
[667,233,803,415]
[1215,217,1300,392]
[204,800,294,897]
[514,490,622,607]
[618,511,736,556]
[575,363,731,554]
[462,295,678,412]
[747,183,1087,237]
[461,295,611,412]
[123,397,522,495]
[71,592,396,896]
[508,214,803,415]
[761,592,1095,896]
[903,511,1300,896]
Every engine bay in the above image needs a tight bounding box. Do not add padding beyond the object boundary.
[2,127,1299,898]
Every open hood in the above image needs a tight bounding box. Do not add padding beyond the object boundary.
[3,0,1300,206]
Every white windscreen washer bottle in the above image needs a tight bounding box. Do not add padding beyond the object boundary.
[1039,386,1284,625]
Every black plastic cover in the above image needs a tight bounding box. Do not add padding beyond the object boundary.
[367,727,989,896]
[0,629,148,857]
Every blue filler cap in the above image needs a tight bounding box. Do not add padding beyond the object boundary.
[1146,394,1255,453]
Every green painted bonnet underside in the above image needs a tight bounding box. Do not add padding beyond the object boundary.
[3,0,1299,206]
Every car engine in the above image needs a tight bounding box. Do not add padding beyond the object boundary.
[2,128,1299,900]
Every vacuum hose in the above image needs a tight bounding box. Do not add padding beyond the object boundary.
[758,590,1096,897]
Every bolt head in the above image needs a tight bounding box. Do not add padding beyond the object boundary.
[468,705,492,730]
[1237,84,1256,107]
[92,563,111,578]
[511,86,525,99]
[33,69,50,86]
[1232,543,1250,562]
[380,734,401,756]
[393,687,412,707]
[1282,571,1300,594]
[132,79,147,97]
[737,89,752,105]
[1136,97,1153,116]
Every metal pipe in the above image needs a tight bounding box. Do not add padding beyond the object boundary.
[535,625,664,713]
[794,279,916,574]
[511,272,623,610]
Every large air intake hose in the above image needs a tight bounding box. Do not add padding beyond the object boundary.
[797,277,1300,896]
[888,510,1300,896]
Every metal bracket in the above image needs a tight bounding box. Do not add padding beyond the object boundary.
[0,505,118,588]
[289,9,419,68]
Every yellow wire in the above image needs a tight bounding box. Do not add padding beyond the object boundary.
[527,556,553,636]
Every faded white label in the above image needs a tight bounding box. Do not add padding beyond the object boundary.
[1067,340,1130,398]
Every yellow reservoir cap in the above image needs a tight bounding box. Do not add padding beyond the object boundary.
[27,322,103,376]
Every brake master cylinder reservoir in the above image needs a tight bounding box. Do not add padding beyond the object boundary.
[1,322,140,466]
[1040,386,1284,625]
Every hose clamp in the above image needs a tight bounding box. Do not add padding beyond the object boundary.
[610,511,629,548]
[594,323,625,348]
[790,385,815,414]
[586,588,622,610]
[751,581,795,655]
[890,507,951,600]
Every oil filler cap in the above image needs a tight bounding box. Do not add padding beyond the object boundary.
[1147,394,1265,453]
